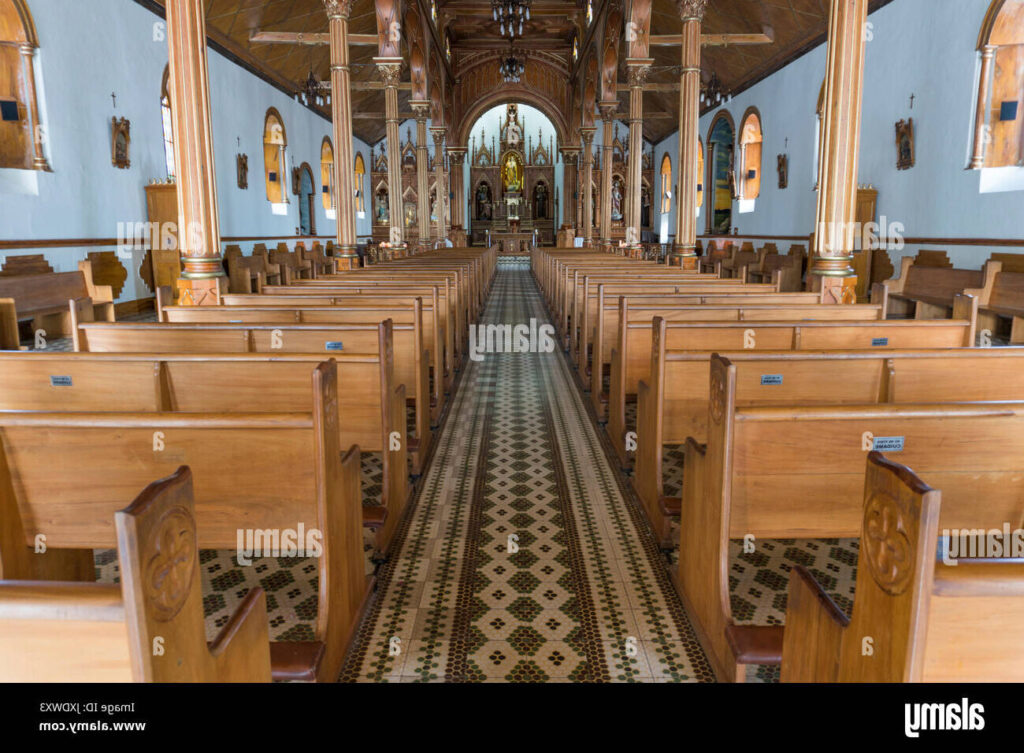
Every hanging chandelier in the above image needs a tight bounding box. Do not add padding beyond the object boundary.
[499,45,526,84]
[492,0,530,39]
[700,73,727,108]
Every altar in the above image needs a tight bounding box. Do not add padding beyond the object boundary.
[492,232,534,256]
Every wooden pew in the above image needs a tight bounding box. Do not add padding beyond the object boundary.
[251,244,283,286]
[965,260,1024,343]
[781,452,1024,682]
[879,256,987,319]
[636,343,1024,545]
[223,245,264,294]
[0,361,367,682]
[606,301,925,465]
[69,314,431,477]
[678,356,1024,682]
[0,467,273,682]
[0,261,114,349]
[748,250,803,292]
[0,349,408,551]
[160,298,442,428]
[270,242,313,283]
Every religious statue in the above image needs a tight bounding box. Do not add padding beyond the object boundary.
[534,182,548,219]
[476,183,492,220]
[611,179,623,221]
[375,189,389,223]
[503,153,522,192]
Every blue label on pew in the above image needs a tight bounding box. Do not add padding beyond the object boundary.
[49,375,72,387]
[325,341,344,351]
[872,436,905,452]
[760,374,783,386]
[871,337,889,347]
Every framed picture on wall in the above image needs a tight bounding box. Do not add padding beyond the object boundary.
[111,117,131,169]
[895,119,915,170]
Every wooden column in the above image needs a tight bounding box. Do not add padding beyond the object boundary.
[324,0,359,268]
[809,0,868,303]
[669,0,706,270]
[166,0,225,304]
[598,103,617,251]
[970,44,997,169]
[376,59,405,248]
[411,102,431,250]
[448,147,467,246]
[560,147,580,241]
[580,127,596,247]
[431,128,447,244]
[626,60,651,249]
[18,44,49,171]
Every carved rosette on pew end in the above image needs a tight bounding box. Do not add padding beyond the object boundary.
[810,254,858,304]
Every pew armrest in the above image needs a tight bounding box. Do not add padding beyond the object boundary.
[779,565,849,683]
[207,585,274,682]
[725,624,785,667]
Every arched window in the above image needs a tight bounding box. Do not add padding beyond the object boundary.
[354,152,366,214]
[971,0,1024,168]
[739,108,762,200]
[697,139,704,208]
[0,0,47,170]
[263,108,288,204]
[160,65,175,180]
[660,153,672,213]
[321,137,335,211]
[706,110,735,234]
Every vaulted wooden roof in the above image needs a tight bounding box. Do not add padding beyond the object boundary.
[136,0,894,145]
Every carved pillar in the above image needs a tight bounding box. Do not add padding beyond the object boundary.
[18,44,49,171]
[165,0,225,304]
[448,147,467,246]
[580,128,596,247]
[970,44,997,170]
[376,60,405,247]
[626,61,651,248]
[410,102,431,249]
[669,0,706,270]
[325,0,359,268]
[560,147,580,241]
[809,0,868,302]
[598,103,617,251]
[431,128,447,244]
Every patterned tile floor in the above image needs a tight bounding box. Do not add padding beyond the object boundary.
[341,265,714,682]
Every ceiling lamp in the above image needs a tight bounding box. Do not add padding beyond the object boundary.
[492,0,530,39]
[499,46,526,84]
[700,73,727,108]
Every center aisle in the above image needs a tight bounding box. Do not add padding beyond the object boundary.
[341,262,713,682]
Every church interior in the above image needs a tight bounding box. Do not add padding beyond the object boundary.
[2,0,1024,699]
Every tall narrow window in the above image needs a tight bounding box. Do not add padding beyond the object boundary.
[264,108,288,204]
[0,0,47,170]
[321,137,335,211]
[739,108,762,200]
[354,152,366,214]
[160,65,175,180]
[660,153,672,213]
[972,0,1024,168]
[697,139,704,208]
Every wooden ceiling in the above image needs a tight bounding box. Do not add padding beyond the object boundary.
[138,0,893,145]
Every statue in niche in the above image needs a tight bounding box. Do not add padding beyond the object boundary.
[533,182,548,219]
[503,153,523,192]
[611,179,623,221]
[375,188,389,223]
[476,182,492,220]
[404,201,417,228]
[640,185,651,228]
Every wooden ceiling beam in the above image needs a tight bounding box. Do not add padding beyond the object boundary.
[250,31,377,45]
[649,32,774,46]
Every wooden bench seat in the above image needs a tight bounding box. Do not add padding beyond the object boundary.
[69,315,431,477]
[224,245,265,294]
[0,467,273,682]
[965,261,1024,343]
[0,261,114,349]
[635,344,1024,545]
[747,251,802,292]
[678,356,1024,682]
[606,302,918,466]
[781,453,1024,682]
[0,361,366,682]
[0,350,409,551]
[879,257,986,318]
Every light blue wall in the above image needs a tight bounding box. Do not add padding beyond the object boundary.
[652,0,1024,270]
[0,0,371,301]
